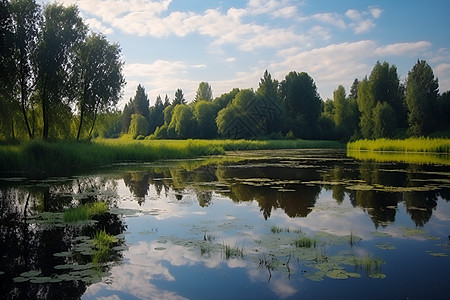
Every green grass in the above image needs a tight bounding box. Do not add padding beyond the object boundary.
[0,138,343,176]
[63,202,108,222]
[347,138,450,153]
[294,236,317,248]
[93,229,117,264]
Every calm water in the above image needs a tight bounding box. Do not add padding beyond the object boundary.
[1,149,449,300]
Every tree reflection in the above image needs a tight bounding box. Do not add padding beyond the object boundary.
[0,178,126,300]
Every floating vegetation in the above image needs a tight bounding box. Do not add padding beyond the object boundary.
[375,243,396,250]
[400,227,426,237]
[371,231,393,237]
[426,251,448,257]
[270,226,295,234]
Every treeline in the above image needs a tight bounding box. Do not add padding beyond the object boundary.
[0,0,124,141]
[119,60,450,141]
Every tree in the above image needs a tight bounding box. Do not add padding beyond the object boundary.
[128,113,149,138]
[149,95,164,133]
[72,33,124,140]
[0,0,15,139]
[163,94,170,107]
[132,84,149,120]
[35,3,87,139]
[194,82,213,102]
[356,77,375,138]
[349,78,359,100]
[257,70,278,102]
[120,101,132,133]
[10,0,40,139]
[373,102,396,138]
[168,104,195,138]
[194,100,219,138]
[280,71,322,138]
[405,60,439,136]
[173,88,186,105]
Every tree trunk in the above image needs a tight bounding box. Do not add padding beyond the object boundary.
[19,51,33,139]
[88,109,98,140]
[42,76,48,140]
[76,105,84,140]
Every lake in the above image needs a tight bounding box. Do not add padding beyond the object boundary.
[0,149,449,299]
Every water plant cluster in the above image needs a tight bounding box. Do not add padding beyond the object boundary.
[347,137,450,153]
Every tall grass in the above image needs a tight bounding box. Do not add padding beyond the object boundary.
[347,138,450,153]
[64,202,108,222]
[0,138,343,176]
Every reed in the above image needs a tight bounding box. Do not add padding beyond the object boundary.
[63,202,108,222]
[347,138,450,153]
[0,138,343,177]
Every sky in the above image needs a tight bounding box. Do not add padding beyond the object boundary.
[40,0,450,109]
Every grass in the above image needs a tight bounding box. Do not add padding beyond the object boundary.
[347,138,450,153]
[223,240,244,259]
[294,236,317,248]
[349,231,361,247]
[93,229,117,264]
[347,150,450,165]
[0,138,344,177]
[63,202,108,222]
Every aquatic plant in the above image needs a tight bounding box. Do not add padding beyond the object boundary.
[349,231,361,247]
[353,255,385,278]
[347,137,450,153]
[295,236,317,248]
[64,202,108,222]
[223,241,244,259]
[93,229,117,264]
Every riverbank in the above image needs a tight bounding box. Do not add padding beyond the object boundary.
[0,139,344,177]
[347,138,450,153]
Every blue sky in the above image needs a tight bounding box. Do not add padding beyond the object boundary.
[42,0,450,108]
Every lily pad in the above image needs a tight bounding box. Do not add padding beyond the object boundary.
[369,273,386,279]
[53,251,72,257]
[375,244,396,250]
[305,272,325,281]
[325,270,349,279]
[428,252,448,257]
[30,277,53,284]
[371,231,392,237]
[20,270,42,277]
[13,277,29,283]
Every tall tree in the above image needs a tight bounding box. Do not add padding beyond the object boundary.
[356,77,375,138]
[10,0,40,139]
[257,70,279,102]
[194,82,213,102]
[0,0,15,139]
[280,71,322,138]
[194,100,219,138]
[163,94,170,107]
[168,104,195,138]
[405,60,439,136]
[132,84,149,120]
[349,78,359,100]
[72,33,124,140]
[35,3,87,139]
[173,88,186,105]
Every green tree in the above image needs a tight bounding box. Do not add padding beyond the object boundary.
[120,101,132,133]
[194,100,219,138]
[349,78,359,100]
[72,33,124,140]
[372,101,396,138]
[213,88,240,109]
[405,60,439,136]
[10,0,40,139]
[0,0,15,139]
[168,104,196,138]
[128,113,149,138]
[163,94,170,107]
[173,88,186,105]
[356,77,375,138]
[194,82,213,102]
[132,84,149,120]
[280,71,322,138]
[149,95,164,133]
[35,3,87,139]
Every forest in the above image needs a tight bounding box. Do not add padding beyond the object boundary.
[1,0,450,143]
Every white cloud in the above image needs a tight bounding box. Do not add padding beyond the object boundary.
[369,6,383,19]
[375,41,431,56]
[345,7,380,34]
[85,18,114,35]
[312,13,346,29]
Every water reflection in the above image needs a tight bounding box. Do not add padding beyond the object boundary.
[0,149,449,299]
[0,178,126,299]
[116,150,449,227]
